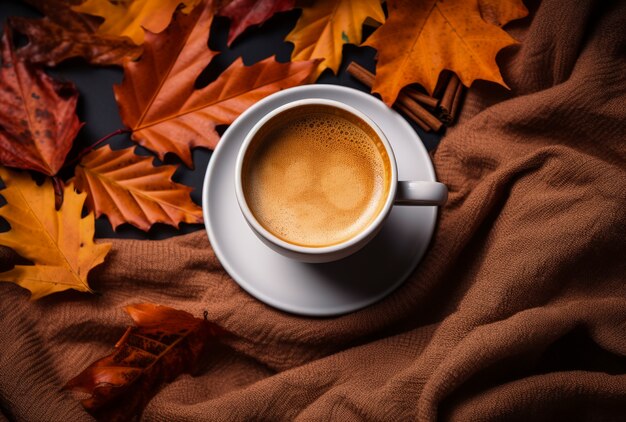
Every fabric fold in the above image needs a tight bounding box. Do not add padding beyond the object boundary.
[1,0,625,420]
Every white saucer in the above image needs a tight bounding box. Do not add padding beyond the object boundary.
[202,85,438,317]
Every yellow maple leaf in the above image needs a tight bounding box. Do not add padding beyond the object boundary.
[286,0,384,75]
[364,0,528,105]
[0,167,111,300]
[72,0,201,45]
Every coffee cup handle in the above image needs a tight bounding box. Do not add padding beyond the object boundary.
[395,181,448,206]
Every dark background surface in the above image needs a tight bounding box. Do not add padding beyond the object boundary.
[0,0,441,240]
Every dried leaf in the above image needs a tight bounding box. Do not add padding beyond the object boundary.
[72,0,202,45]
[364,0,528,104]
[14,0,141,66]
[478,0,528,27]
[285,0,384,75]
[0,27,81,176]
[116,10,317,166]
[113,0,216,166]
[218,0,295,46]
[0,167,111,300]
[65,303,224,421]
[9,16,142,67]
[21,0,89,29]
[73,145,203,231]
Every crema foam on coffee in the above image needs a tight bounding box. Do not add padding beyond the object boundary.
[242,105,391,247]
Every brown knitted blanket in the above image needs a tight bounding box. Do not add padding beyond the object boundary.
[1,0,625,420]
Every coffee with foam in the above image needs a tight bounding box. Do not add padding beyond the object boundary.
[242,105,391,248]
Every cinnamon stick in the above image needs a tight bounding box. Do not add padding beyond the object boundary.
[403,87,439,109]
[394,102,431,132]
[439,73,460,117]
[346,62,443,131]
[346,62,375,87]
[401,95,443,131]
[449,82,464,124]
[439,73,463,124]
[433,71,452,99]
[346,62,439,110]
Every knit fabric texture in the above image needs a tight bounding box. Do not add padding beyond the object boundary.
[1,0,625,420]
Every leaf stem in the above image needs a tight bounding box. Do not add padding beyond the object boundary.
[66,128,131,168]
[52,176,64,209]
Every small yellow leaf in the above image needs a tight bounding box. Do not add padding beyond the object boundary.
[72,0,201,45]
[0,167,111,300]
[286,0,385,75]
[73,146,203,231]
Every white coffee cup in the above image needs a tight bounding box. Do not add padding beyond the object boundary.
[235,99,447,263]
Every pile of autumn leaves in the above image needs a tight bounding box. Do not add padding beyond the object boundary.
[0,0,527,301]
[0,0,529,419]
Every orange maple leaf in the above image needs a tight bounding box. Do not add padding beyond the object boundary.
[365,0,528,105]
[286,0,384,75]
[73,146,203,232]
[72,0,201,45]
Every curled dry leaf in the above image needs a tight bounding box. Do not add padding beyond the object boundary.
[365,0,528,104]
[218,0,296,46]
[9,0,141,66]
[20,0,86,26]
[73,145,203,231]
[0,167,111,300]
[8,16,141,67]
[65,303,225,421]
[115,0,318,166]
[0,27,81,176]
[72,0,202,45]
[286,0,384,75]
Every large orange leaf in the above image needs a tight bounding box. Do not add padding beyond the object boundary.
[65,303,224,421]
[286,0,384,75]
[117,47,318,166]
[72,0,202,45]
[364,0,528,105]
[73,145,203,231]
[113,0,216,166]
[9,0,141,66]
[0,27,81,176]
[0,168,111,300]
